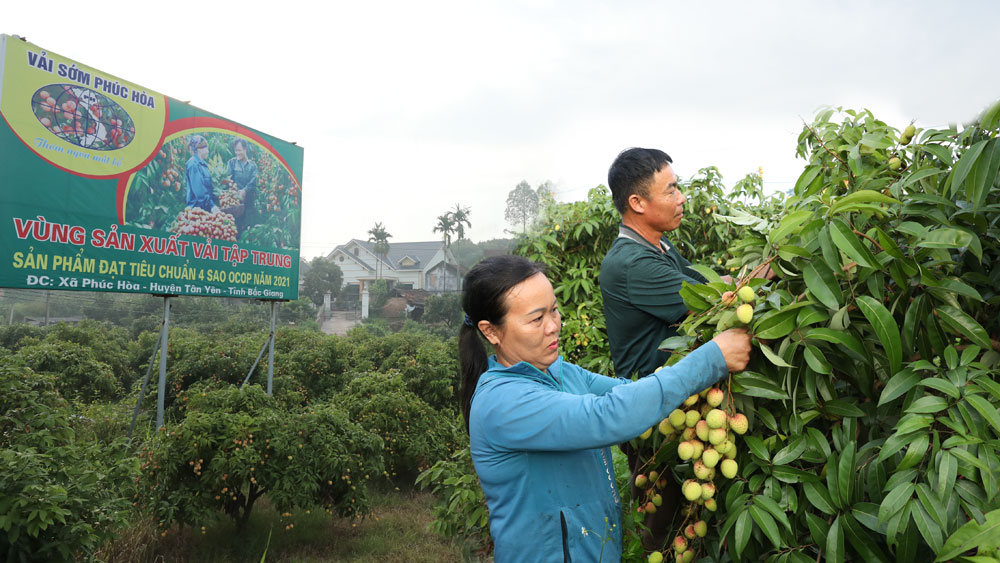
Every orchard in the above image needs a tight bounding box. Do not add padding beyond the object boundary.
[513,102,1000,562]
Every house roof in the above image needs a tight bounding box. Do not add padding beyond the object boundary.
[328,239,448,271]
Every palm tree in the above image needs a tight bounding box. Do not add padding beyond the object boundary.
[449,203,471,242]
[433,214,454,247]
[367,222,392,280]
[448,204,472,286]
[433,214,455,290]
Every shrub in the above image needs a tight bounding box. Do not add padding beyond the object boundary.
[416,447,491,553]
[0,362,134,562]
[137,384,385,531]
[335,372,464,481]
[13,340,121,402]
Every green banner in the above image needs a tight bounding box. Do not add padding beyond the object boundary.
[0,35,302,300]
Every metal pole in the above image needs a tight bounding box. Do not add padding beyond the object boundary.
[128,326,162,437]
[266,301,276,395]
[156,296,171,429]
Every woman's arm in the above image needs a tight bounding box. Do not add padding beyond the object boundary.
[473,342,727,452]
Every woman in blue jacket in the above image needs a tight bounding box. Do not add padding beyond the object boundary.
[459,255,751,563]
[185,135,219,212]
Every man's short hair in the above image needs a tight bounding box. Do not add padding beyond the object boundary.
[607,148,673,214]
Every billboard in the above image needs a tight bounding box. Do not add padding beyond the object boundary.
[0,35,302,300]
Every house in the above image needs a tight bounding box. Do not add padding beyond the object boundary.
[326,239,460,300]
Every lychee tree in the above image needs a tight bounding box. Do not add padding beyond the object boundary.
[660,103,1000,562]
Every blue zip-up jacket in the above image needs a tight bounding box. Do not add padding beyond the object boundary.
[185,155,217,211]
[469,342,727,562]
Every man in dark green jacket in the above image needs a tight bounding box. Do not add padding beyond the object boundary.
[599,147,713,549]
[601,147,709,381]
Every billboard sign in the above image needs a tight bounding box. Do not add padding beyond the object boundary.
[0,35,302,300]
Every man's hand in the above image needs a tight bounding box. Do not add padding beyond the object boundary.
[712,328,752,373]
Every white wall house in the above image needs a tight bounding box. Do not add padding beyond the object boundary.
[326,239,459,299]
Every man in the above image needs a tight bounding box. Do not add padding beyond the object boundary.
[601,147,708,381]
[599,147,716,548]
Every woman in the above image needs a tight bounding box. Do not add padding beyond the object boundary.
[460,255,751,562]
[184,135,219,213]
[226,138,259,232]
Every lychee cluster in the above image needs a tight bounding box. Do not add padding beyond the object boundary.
[637,385,749,563]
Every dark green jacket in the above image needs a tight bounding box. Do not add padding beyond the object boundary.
[600,225,707,378]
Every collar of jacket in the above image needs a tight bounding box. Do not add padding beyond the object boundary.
[618,223,671,253]
[482,355,565,390]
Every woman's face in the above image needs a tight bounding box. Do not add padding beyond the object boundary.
[196,145,209,160]
[234,143,247,161]
[483,272,562,371]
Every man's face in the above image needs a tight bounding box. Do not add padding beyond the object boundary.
[636,164,686,232]
[197,144,209,160]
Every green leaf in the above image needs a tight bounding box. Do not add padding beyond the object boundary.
[917,378,960,400]
[753,494,793,532]
[936,508,1000,561]
[758,341,794,368]
[797,306,831,327]
[772,436,808,465]
[658,335,697,352]
[905,395,950,414]
[803,261,843,310]
[803,480,837,515]
[949,139,989,199]
[823,399,866,418]
[803,345,833,375]
[967,138,1000,209]
[936,452,958,499]
[949,446,991,473]
[855,295,902,376]
[899,167,947,190]
[687,264,724,284]
[926,278,984,303]
[806,512,830,551]
[829,218,879,269]
[829,190,900,215]
[838,442,856,507]
[915,483,948,532]
[894,414,933,435]
[973,376,1000,402]
[734,509,752,560]
[964,394,1000,436]
[778,245,812,261]
[769,209,816,245]
[750,504,783,549]
[921,143,953,165]
[806,328,870,364]
[879,367,920,406]
[743,435,771,463]
[772,465,820,484]
[936,305,993,350]
[851,503,883,533]
[753,308,799,340]
[911,502,943,553]
[734,372,790,400]
[920,227,982,261]
[897,432,930,471]
[680,282,713,312]
[878,482,914,524]
[841,512,891,563]
[826,515,845,563]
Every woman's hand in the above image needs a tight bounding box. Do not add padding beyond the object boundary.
[711,328,752,373]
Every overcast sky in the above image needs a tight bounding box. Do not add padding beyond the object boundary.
[6,0,999,258]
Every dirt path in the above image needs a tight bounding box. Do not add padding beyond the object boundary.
[320,310,361,335]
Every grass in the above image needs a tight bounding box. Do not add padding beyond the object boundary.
[97,486,479,562]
